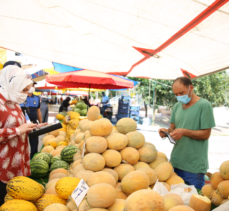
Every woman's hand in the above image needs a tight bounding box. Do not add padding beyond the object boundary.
[36,123,48,128]
[18,123,37,135]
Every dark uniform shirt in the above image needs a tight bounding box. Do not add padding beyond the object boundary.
[20,95,40,123]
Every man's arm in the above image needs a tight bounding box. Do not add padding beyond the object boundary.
[37,108,42,123]
[158,123,175,138]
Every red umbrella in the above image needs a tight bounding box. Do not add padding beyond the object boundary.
[46,69,134,90]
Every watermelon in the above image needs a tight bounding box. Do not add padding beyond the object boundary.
[32,153,51,164]
[76,102,86,110]
[43,152,53,161]
[81,109,87,116]
[30,160,49,178]
[51,156,61,165]
[50,161,69,172]
[74,108,81,113]
[61,146,79,162]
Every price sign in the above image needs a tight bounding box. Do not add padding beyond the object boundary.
[71,179,89,206]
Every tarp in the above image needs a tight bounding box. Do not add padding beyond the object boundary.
[0,0,229,79]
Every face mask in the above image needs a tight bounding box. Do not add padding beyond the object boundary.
[28,87,35,94]
[176,86,192,104]
[16,92,28,104]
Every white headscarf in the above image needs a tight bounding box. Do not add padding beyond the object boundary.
[0,65,33,103]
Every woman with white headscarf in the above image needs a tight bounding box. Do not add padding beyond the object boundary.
[0,65,45,205]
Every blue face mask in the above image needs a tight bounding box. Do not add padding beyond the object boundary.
[176,86,192,104]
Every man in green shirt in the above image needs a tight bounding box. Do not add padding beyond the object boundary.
[159,77,215,189]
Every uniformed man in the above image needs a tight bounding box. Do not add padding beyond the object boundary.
[20,82,42,159]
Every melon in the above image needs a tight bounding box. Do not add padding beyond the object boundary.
[114,164,135,181]
[116,118,137,134]
[4,194,14,202]
[221,199,229,205]
[107,199,125,211]
[211,190,224,206]
[121,171,149,195]
[82,153,105,172]
[106,133,128,150]
[59,131,67,136]
[218,180,229,199]
[157,151,168,160]
[66,199,77,211]
[82,121,93,132]
[87,106,100,121]
[86,136,107,153]
[138,143,157,163]
[73,152,82,161]
[74,133,85,144]
[115,189,127,200]
[78,199,90,211]
[89,209,108,211]
[73,164,86,175]
[1,199,38,211]
[44,140,57,148]
[120,147,139,165]
[89,119,113,137]
[75,170,94,182]
[220,160,229,180]
[69,119,79,130]
[102,150,122,168]
[163,193,184,211]
[56,135,66,142]
[50,155,62,165]
[56,114,65,120]
[50,161,69,172]
[44,187,58,196]
[133,162,150,170]
[49,173,67,181]
[165,175,185,186]
[189,194,211,211]
[201,184,214,198]
[155,162,173,182]
[87,171,116,187]
[149,157,167,169]
[41,146,55,153]
[49,169,69,178]
[162,182,171,191]
[61,145,79,162]
[72,159,82,169]
[137,167,157,185]
[49,130,59,137]
[84,130,92,140]
[42,135,55,145]
[50,149,62,157]
[102,168,119,183]
[168,205,194,211]
[125,189,164,211]
[211,172,224,189]
[126,131,145,148]
[44,203,69,211]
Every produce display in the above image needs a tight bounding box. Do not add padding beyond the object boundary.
[1,105,229,211]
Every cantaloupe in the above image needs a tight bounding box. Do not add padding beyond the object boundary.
[82,121,93,132]
[168,205,194,211]
[59,131,66,136]
[211,190,224,206]
[82,153,105,172]
[115,188,127,200]
[157,151,168,160]
[162,182,171,191]
[116,118,137,134]
[44,203,69,211]
[106,133,128,150]
[107,199,125,211]
[87,183,116,208]
[125,189,164,211]
[73,152,81,161]
[155,162,173,182]
[165,175,185,186]
[71,160,82,169]
[75,170,94,182]
[218,180,229,199]
[74,133,85,144]
[120,147,139,165]
[87,106,100,121]
[126,131,145,148]
[137,167,157,185]
[87,171,116,187]
[133,162,150,170]
[201,184,214,199]
[89,209,108,211]
[211,172,224,190]
[49,169,69,178]
[189,194,211,211]
[50,149,62,157]
[66,200,77,211]
[102,168,119,183]
[121,171,149,195]
[77,199,90,211]
[49,130,59,137]
[1,199,38,211]
[102,150,122,168]
[56,135,66,142]
[41,146,54,153]
[86,136,107,153]
[79,119,89,129]
[163,193,184,211]
[73,164,86,176]
[84,130,92,141]
[89,118,113,137]
[149,157,167,169]
[42,135,55,145]
[49,173,67,181]
[44,187,58,196]
[220,160,229,180]
[114,164,135,181]
[138,143,157,163]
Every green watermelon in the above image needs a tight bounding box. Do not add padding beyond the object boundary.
[61,145,79,162]
[32,153,51,164]
[50,156,61,165]
[43,152,53,161]
[81,109,87,116]
[74,108,82,113]
[76,102,86,110]
[30,160,49,178]
[50,160,69,172]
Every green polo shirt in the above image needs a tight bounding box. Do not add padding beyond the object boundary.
[170,98,215,174]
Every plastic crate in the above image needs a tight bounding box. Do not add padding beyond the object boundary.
[130,106,140,111]
[129,110,139,116]
[116,113,129,120]
[129,115,140,123]
[119,100,130,105]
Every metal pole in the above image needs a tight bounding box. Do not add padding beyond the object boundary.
[152,81,156,125]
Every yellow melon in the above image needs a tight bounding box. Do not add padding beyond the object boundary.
[201,184,215,198]
[168,205,194,211]
[56,114,65,120]
[211,172,224,190]
[75,170,94,183]
[157,151,168,161]
[125,189,164,211]
[42,135,55,145]
[87,183,116,208]
[102,150,122,168]
[165,175,185,186]
[133,162,150,170]
[87,106,100,121]
[163,193,184,211]
[189,194,211,211]
[218,180,229,199]
[106,133,128,150]
[89,119,113,137]
[126,131,145,148]
[116,118,137,134]
[121,171,149,195]
[44,140,57,148]
[114,164,135,181]
[138,143,157,163]
[69,119,79,130]
[86,136,107,153]
[102,168,119,183]
[120,147,139,165]
[137,167,157,185]
[107,199,125,211]
[220,160,229,180]
[44,203,69,211]
[41,146,54,153]
[211,190,224,206]
[57,141,68,147]
[149,157,167,169]
[1,199,38,211]
[70,112,80,120]
[82,153,105,172]
[4,194,14,202]
[87,171,116,187]
[49,130,59,137]
[155,162,173,182]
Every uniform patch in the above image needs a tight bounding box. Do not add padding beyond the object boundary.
[33,101,37,105]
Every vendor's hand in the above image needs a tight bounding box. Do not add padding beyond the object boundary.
[170,128,184,140]
[18,123,37,135]
[36,123,48,128]
[158,128,169,138]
